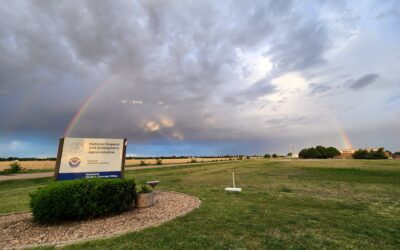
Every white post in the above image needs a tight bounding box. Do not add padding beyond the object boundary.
[232,172,235,188]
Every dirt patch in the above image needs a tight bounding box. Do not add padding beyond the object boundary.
[0,191,200,249]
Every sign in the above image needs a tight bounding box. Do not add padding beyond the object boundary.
[54,137,127,181]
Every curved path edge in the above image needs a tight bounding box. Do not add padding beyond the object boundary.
[1,191,201,250]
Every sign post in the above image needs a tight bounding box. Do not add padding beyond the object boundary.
[54,137,127,181]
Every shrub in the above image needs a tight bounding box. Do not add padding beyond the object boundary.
[138,184,153,194]
[190,159,197,163]
[272,154,278,158]
[156,159,163,165]
[139,160,147,166]
[9,161,22,173]
[264,154,271,158]
[30,178,136,224]
[1,161,23,175]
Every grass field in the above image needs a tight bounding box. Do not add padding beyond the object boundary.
[1,159,399,249]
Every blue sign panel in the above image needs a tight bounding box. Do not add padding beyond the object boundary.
[56,171,122,181]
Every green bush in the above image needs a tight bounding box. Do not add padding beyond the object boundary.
[190,159,197,163]
[138,184,153,194]
[139,160,147,166]
[156,159,163,165]
[30,178,136,224]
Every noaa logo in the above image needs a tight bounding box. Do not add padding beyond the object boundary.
[69,157,81,168]
[70,143,83,153]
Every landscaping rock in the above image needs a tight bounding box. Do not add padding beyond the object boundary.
[0,191,200,249]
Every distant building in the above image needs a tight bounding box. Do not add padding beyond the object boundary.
[340,149,356,154]
[364,148,379,152]
[339,149,356,159]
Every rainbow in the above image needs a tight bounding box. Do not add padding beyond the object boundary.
[64,78,113,137]
[321,106,354,150]
[338,125,353,149]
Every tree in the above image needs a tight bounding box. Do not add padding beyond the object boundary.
[353,148,387,159]
[306,148,320,158]
[299,146,340,159]
[326,147,341,158]
[315,146,328,159]
[353,149,369,159]
[369,148,387,159]
[299,149,308,159]
[264,154,271,158]
[287,152,293,157]
[272,154,278,158]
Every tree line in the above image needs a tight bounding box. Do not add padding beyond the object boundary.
[299,146,341,159]
[352,148,388,159]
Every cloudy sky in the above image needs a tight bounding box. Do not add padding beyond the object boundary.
[1,0,399,157]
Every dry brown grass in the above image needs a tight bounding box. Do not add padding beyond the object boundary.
[0,158,232,170]
[125,158,231,166]
[0,161,55,171]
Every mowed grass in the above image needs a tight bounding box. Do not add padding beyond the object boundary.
[1,159,400,249]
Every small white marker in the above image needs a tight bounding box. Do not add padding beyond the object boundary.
[225,172,242,192]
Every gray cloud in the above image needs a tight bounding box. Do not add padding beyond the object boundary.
[309,83,332,95]
[0,90,11,96]
[0,0,314,140]
[267,20,329,75]
[242,77,277,99]
[350,73,380,90]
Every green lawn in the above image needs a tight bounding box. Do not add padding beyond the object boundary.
[1,159,400,249]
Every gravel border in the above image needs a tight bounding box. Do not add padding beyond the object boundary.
[0,191,201,249]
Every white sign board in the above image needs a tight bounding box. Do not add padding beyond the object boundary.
[55,137,126,181]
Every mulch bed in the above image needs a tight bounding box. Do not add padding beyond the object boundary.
[0,191,200,249]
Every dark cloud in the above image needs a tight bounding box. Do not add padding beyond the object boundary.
[309,83,332,95]
[266,20,329,75]
[2,0,397,156]
[1,0,323,141]
[350,73,379,90]
[242,77,277,99]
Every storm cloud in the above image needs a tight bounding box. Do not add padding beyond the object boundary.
[0,0,399,156]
